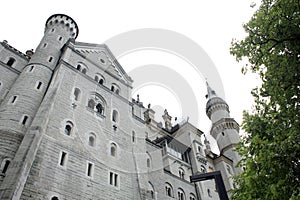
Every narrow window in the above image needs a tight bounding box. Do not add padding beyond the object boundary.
[110,143,116,157]
[114,174,118,186]
[82,68,87,74]
[147,158,150,168]
[11,95,17,104]
[51,28,55,32]
[0,82,2,92]
[207,189,212,197]
[109,172,114,185]
[109,172,119,187]
[59,151,67,167]
[88,99,95,109]
[94,75,99,82]
[49,57,53,63]
[64,124,72,136]
[99,79,104,85]
[43,43,47,48]
[21,115,28,125]
[51,197,59,200]
[111,85,115,92]
[58,36,63,41]
[96,103,103,115]
[87,162,93,177]
[115,89,119,95]
[77,64,81,71]
[74,88,81,101]
[7,57,15,67]
[36,81,42,90]
[132,131,135,143]
[112,110,118,122]
[198,146,201,153]
[88,134,95,147]
[2,160,10,174]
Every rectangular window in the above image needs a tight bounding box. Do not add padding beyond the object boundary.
[109,171,119,187]
[59,151,67,167]
[87,162,94,177]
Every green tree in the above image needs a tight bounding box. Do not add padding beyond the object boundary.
[230,0,300,199]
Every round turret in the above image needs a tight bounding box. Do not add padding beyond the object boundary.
[45,14,79,39]
[206,97,229,120]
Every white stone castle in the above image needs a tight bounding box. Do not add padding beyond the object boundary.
[0,14,241,200]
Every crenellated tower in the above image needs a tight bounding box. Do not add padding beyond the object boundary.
[205,82,241,171]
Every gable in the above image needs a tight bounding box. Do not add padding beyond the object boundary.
[71,41,133,84]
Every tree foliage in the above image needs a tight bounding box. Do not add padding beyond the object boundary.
[230,0,300,199]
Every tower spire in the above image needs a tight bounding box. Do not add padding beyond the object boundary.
[205,81,217,99]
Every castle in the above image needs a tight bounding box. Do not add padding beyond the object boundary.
[0,14,241,200]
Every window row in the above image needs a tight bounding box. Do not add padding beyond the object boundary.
[165,182,196,200]
[58,151,119,187]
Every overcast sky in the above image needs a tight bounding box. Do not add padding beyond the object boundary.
[0,0,261,151]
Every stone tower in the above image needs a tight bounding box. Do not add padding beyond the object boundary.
[205,82,242,187]
[0,14,78,199]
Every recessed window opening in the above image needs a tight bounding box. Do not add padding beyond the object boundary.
[132,131,135,143]
[96,103,103,114]
[94,75,99,82]
[115,89,119,95]
[36,81,42,90]
[7,57,15,67]
[111,85,115,92]
[51,28,55,32]
[74,88,81,101]
[222,132,225,136]
[58,36,63,41]
[43,43,47,48]
[109,172,118,187]
[112,110,118,122]
[29,65,34,72]
[77,64,81,71]
[207,189,212,197]
[51,196,59,200]
[110,143,116,157]
[99,79,104,85]
[87,162,93,177]
[21,115,28,125]
[2,160,10,174]
[147,158,150,168]
[11,95,17,104]
[64,124,72,135]
[88,134,95,147]
[59,151,67,166]
[88,99,95,109]
[49,57,53,63]
[82,68,87,74]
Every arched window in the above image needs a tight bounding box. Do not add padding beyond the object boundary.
[207,189,212,197]
[64,121,73,136]
[178,188,185,200]
[179,168,185,179]
[147,158,151,168]
[88,99,95,109]
[165,182,173,197]
[1,158,11,174]
[94,75,99,82]
[77,64,81,71]
[99,78,104,85]
[110,143,117,157]
[112,110,118,122]
[88,133,96,147]
[132,131,135,143]
[115,89,119,95]
[74,88,81,101]
[82,68,87,74]
[200,165,206,173]
[96,103,104,115]
[7,57,15,67]
[51,196,59,200]
[148,182,155,199]
[189,193,196,200]
[111,85,115,92]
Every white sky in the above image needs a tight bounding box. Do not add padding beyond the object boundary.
[0,0,261,151]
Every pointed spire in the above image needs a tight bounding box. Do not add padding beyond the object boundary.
[205,81,217,99]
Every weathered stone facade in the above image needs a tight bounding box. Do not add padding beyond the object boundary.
[0,14,241,200]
